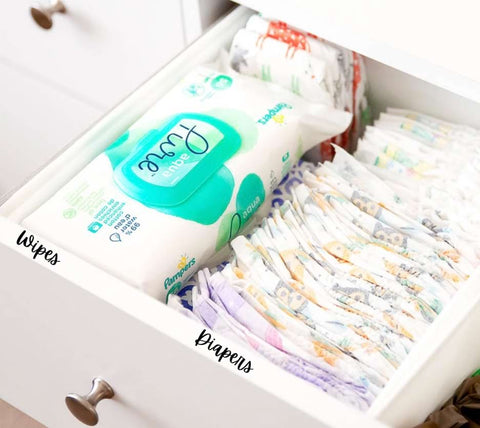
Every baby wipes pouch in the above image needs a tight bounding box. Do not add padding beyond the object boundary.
[23,66,351,301]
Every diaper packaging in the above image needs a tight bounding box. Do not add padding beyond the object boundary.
[23,66,351,300]
[230,28,335,106]
[228,14,369,162]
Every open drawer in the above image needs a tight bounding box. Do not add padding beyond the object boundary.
[1,5,480,428]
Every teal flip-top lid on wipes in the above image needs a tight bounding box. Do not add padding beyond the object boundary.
[113,113,241,208]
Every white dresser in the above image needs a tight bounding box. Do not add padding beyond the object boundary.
[1,2,480,427]
[0,0,231,197]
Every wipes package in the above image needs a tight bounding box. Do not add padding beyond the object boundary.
[23,66,351,300]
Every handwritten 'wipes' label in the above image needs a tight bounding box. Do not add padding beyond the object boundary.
[16,230,60,265]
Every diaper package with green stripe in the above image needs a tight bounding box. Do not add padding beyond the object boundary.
[23,66,351,300]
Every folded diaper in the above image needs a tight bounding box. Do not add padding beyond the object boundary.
[352,111,480,267]
[178,268,375,410]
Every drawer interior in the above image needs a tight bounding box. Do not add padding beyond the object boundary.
[2,5,480,427]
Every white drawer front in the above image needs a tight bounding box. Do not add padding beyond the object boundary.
[0,0,186,110]
[0,61,101,199]
[0,219,387,428]
[234,0,480,104]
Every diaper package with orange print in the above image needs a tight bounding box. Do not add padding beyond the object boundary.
[228,13,370,162]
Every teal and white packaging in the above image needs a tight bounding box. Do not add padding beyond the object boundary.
[23,66,351,301]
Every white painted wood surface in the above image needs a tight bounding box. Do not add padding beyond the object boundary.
[234,0,480,104]
[0,214,390,428]
[0,61,101,198]
[0,8,389,428]
[2,4,480,428]
[0,222,339,428]
[0,0,233,204]
[0,0,186,110]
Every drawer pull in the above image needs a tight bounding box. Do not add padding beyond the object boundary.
[65,377,114,426]
[30,0,66,30]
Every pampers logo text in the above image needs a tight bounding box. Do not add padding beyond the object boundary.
[257,103,292,125]
[164,255,196,289]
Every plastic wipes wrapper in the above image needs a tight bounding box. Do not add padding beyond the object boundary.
[22,66,351,301]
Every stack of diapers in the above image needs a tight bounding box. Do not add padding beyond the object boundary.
[169,110,478,409]
[355,108,480,266]
[22,66,351,301]
[227,13,369,160]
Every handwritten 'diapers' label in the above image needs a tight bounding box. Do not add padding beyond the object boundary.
[195,329,253,373]
[16,230,60,265]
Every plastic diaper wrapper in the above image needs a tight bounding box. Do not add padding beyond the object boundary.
[23,66,351,301]
[229,14,369,161]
